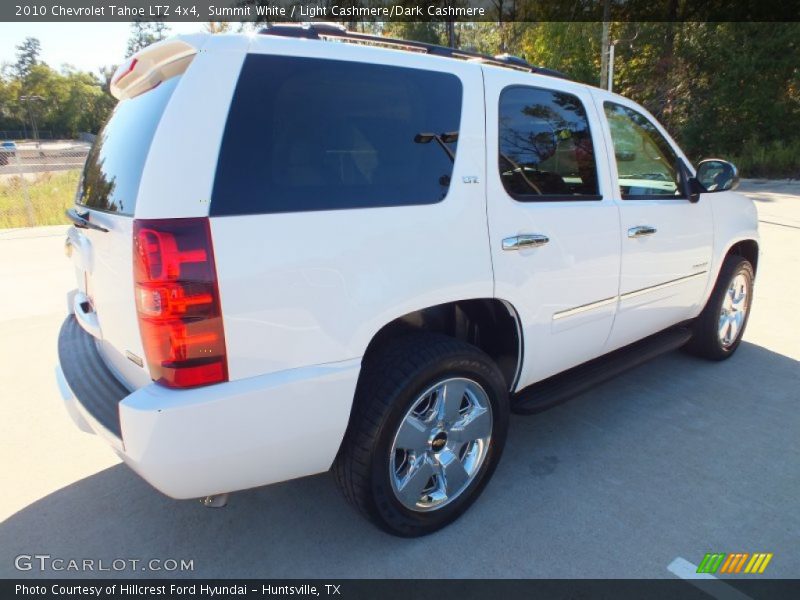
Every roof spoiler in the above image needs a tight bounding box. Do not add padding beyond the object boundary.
[110,34,208,100]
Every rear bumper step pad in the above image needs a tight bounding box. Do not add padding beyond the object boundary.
[58,315,129,438]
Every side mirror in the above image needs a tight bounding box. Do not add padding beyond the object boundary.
[678,158,704,203]
[695,159,740,192]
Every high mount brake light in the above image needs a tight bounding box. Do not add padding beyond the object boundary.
[113,58,138,85]
[133,218,228,388]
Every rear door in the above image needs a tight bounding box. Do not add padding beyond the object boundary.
[483,68,621,389]
[596,97,713,351]
[69,74,183,389]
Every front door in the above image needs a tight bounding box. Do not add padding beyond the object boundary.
[484,69,621,389]
[596,97,714,351]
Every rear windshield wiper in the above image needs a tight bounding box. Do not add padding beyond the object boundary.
[66,207,109,232]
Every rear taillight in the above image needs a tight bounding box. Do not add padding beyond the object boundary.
[133,218,228,388]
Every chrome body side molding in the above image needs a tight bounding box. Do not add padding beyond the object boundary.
[552,271,708,320]
[553,296,617,320]
[620,271,708,300]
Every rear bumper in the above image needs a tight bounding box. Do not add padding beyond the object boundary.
[56,315,360,499]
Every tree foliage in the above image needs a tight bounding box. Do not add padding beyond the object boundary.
[603,22,800,176]
[408,21,800,177]
[14,37,41,79]
[125,21,170,56]
[206,21,232,34]
[3,21,798,177]
[0,38,115,139]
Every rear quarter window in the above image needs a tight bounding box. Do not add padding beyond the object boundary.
[78,77,180,215]
[210,54,463,216]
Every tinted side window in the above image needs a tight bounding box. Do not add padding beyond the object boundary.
[78,76,180,215]
[603,102,683,199]
[498,86,600,201]
[211,55,463,216]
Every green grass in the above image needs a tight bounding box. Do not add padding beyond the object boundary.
[729,139,800,179]
[0,170,79,229]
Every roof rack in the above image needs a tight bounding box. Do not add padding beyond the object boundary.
[258,23,573,81]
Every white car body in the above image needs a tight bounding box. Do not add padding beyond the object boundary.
[57,31,758,500]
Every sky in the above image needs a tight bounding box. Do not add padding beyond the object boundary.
[0,22,209,74]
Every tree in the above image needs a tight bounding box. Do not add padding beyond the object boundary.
[0,21,796,176]
[517,22,602,85]
[0,62,115,138]
[15,37,42,79]
[205,22,231,34]
[382,22,444,45]
[456,23,503,55]
[98,65,118,95]
[0,76,25,131]
[125,21,170,56]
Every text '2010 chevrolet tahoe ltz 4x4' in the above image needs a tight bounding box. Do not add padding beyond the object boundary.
[56,25,758,537]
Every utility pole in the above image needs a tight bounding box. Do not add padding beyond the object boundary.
[607,42,615,92]
[607,31,638,94]
[444,0,456,48]
[599,0,611,89]
[19,95,44,148]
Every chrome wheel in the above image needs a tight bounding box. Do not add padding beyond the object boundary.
[389,377,493,512]
[718,272,750,349]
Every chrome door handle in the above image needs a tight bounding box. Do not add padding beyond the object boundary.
[502,234,550,251]
[628,225,657,238]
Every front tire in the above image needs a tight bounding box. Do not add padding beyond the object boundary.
[685,255,754,360]
[334,333,509,537]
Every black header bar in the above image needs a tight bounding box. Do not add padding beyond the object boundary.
[3,1,800,23]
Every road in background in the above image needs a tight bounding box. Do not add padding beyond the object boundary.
[0,182,797,578]
[0,141,89,176]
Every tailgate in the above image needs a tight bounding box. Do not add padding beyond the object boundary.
[68,71,183,390]
[68,216,146,389]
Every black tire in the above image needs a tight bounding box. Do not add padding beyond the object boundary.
[333,332,509,537]
[685,255,754,360]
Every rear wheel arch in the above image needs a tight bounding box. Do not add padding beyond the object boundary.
[360,299,523,393]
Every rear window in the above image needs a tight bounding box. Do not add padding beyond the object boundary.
[210,54,463,216]
[78,77,180,215]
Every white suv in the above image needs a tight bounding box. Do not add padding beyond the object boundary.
[57,25,759,537]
